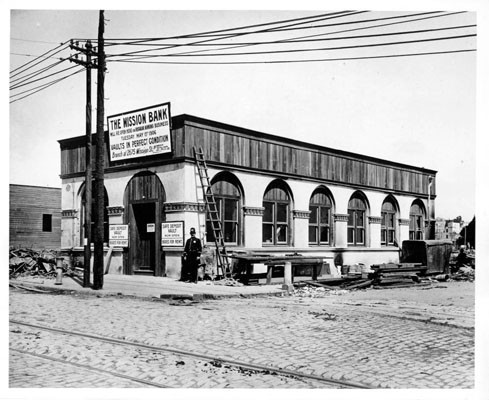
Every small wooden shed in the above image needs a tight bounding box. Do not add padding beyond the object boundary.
[400,240,453,275]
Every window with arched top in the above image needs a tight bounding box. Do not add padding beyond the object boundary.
[309,189,333,245]
[80,182,109,245]
[381,198,397,246]
[347,193,367,246]
[206,175,242,245]
[262,181,291,245]
[409,201,425,240]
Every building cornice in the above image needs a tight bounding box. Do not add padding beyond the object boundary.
[243,206,265,216]
[107,206,124,216]
[293,210,311,219]
[164,202,206,213]
[334,213,349,222]
[61,209,77,218]
[368,216,383,224]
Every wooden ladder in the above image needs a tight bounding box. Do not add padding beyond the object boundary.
[193,147,232,279]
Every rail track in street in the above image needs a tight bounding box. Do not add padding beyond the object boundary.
[10,319,372,389]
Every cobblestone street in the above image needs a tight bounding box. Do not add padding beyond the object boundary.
[9,281,474,390]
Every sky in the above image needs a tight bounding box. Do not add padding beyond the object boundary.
[6,3,486,224]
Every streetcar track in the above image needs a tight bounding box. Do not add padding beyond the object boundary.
[10,319,371,389]
[10,347,170,388]
[232,298,474,331]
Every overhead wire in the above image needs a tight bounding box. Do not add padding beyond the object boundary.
[108,48,476,65]
[10,64,80,90]
[10,67,84,104]
[263,11,468,43]
[105,11,367,60]
[101,24,475,49]
[145,24,477,58]
[105,11,463,63]
[11,37,62,45]
[100,10,358,44]
[10,40,70,77]
[152,33,477,58]
[10,58,66,86]
[9,10,476,104]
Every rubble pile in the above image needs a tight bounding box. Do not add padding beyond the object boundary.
[293,282,349,297]
[210,277,244,287]
[9,247,64,279]
[450,265,475,282]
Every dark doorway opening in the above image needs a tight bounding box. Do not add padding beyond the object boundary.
[130,202,156,274]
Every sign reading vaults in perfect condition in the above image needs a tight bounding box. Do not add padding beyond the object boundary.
[107,102,171,161]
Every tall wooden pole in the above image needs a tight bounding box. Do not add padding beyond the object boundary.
[93,10,105,290]
[83,40,93,288]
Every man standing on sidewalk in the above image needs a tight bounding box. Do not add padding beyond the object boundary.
[182,227,202,283]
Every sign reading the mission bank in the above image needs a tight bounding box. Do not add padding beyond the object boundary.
[161,221,184,247]
[107,102,171,161]
[109,224,129,247]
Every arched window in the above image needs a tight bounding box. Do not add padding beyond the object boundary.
[347,193,367,246]
[206,173,242,245]
[381,198,397,246]
[409,200,425,240]
[263,181,291,245]
[309,189,333,245]
[80,183,109,245]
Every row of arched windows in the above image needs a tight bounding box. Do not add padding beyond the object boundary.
[78,171,427,247]
[207,173,427,247]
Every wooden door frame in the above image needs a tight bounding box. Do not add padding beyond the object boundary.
[127,199,161,275]
[123,171,166,277]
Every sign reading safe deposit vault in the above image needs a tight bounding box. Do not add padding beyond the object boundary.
[107,102,171,161]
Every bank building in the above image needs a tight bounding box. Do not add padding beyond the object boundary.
[59,104,436,283]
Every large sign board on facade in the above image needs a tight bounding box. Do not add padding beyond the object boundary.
[107,102,171,161]
[161,221,184,247]
[109,224,129,247]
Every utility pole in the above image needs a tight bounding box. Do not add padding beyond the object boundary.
[93,10,106,290]
[69,40,97,288]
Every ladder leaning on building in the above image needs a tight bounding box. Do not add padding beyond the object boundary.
[193,147,232,279]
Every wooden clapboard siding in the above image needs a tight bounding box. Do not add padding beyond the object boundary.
[9,185,61,249]
[180,116,435,196]
[59,114,436,197]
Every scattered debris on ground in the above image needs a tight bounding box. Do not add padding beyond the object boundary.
[209,278,244,287]
[450,265,475,281]
[308,310,337,320]
[9,247,62,279]
[292,261,475,296]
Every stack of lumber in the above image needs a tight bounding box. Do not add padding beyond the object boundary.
[370,263,428,288]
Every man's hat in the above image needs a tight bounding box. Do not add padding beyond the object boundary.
[190,227,196,234]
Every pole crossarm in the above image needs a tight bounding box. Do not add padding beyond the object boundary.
[68,40,99,69]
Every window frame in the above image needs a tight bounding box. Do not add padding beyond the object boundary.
[205,177,242,246]
[206,194,240,245]
[347,195,366,246]
[262,184,291,246]
[42,214,52,232]
[381,200,397,246]
[409,202,425,240]
[308,191,332,246]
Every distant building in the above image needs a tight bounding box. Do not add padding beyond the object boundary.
[434,217,464,243]
[9,184,61,249]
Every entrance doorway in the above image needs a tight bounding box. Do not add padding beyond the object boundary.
[130,202,156,274]
[123,171,166,276]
